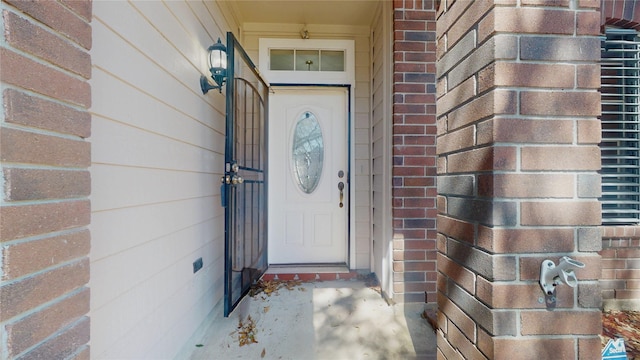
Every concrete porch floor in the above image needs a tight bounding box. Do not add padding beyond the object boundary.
[180,279,437,359]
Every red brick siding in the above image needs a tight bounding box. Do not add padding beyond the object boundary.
[436,0,602,358]
[0,0,92,359]
[601,0,640,30]
[601,226,640,301]
[392,0,438,304]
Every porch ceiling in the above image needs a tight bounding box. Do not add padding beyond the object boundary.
[231,0,382,26]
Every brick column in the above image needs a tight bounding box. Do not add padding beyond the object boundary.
[436,1,602,358]
[392,0,438,303]
[0,1,92,359]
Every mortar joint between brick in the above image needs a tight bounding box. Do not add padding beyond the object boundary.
[12,312,89,359]
[0,195,90,208]
[2,121,89,142]
[1,284,88,327]
[0,254,88,289]
[0,169,6,203]
[66,344,90,360]
[0,164,90,175]
[517,32,601,39]
[0,227,89,248]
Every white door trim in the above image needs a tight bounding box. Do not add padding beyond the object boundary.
[259,38,356,269]
[267,85,355,268]
[268,87,349,264]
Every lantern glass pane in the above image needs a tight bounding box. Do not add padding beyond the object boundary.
[210,49,226,69]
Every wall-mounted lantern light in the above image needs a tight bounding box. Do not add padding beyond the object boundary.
[200,38,227,94]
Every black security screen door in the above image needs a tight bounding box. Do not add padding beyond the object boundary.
[222,32,269,316]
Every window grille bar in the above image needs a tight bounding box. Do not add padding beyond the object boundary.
[600,28,640,225]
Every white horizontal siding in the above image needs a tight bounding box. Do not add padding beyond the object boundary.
[91,68,225,149]
[91,165,218,210]
[92,115,223,173]
[370,4,393,299]
[91,217,222,312]
[90,0,234,358]
[91,239,224,359]
[91,197,222,261]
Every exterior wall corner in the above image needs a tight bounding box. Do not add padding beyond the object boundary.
[0,0,93,358]
[436,1,602,358]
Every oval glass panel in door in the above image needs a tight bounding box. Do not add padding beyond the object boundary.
[292,112,324,194]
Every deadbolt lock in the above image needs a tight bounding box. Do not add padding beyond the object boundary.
[232,175,244,184]
[221,175,244,185]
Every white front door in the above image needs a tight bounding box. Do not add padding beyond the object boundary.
[268,87,348,264]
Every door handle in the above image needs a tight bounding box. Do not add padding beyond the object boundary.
[338,182,344,208]
[232,175,244,185]
[220,175,244,185]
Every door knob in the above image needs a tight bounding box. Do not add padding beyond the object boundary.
[221,175,244,185]
[232,175,244,185]
[338,182,344,208]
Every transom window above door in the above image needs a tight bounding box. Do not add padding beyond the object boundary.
[270,49,345,72]
[259,38,354,84]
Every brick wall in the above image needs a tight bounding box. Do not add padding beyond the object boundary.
[0,1,92,359]
[436,0,602,358]
[599,0,640,306]
[392,0,438,303]
[601,227,640,303]
[601,0,640,29]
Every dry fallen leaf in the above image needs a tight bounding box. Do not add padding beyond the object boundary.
[601,310,640,358]
[236,315,258,347]
[263,306,270,313]
[261,348,266,358]
[249,279,305,297]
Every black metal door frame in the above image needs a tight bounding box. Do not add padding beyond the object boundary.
[222,32,269,316]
